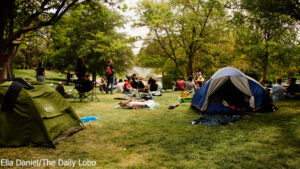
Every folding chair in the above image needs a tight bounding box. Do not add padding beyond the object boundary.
[73,80,99,102]
[89,81,100,101]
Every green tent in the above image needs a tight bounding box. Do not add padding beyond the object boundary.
[0,79,83,147]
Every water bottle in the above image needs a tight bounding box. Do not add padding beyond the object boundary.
[149,94,153,100]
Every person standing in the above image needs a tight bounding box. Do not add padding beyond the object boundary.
[36,61,45,82]
[75,57,86,81]
[194,68,204,88]
[105,60,115,94]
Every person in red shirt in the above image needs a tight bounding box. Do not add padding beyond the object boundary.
[123,78,133,94]
[175,76,186,91]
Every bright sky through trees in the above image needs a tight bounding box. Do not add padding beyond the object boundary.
[114,0,149,54]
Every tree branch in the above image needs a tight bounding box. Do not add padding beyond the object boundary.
[7,0,78,45]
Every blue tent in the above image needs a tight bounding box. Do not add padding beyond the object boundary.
[191,67,274,114]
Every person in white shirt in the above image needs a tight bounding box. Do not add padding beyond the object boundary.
[271,78,284,101]
[115,79,124,93]
[185,76,196,93]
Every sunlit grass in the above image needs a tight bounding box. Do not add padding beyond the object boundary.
[0,70,299,168]
[14,69,66,80]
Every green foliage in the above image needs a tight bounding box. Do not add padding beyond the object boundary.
[45,2,134,75]
[230,1,300,82]
[15,28,51,69]
[240,0,300,21]
[136,0,233,77]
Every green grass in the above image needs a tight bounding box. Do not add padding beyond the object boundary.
[1,70,300,168]
[14,69,66,79]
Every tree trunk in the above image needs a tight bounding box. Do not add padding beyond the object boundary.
[7,45,19,78]
[187,53,194,77]
[262,43,269,84]
[174,61,184,79]
[0,48,8,80]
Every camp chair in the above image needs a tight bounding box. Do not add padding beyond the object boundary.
[73,80,100,102]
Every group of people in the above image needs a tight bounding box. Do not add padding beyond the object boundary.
[270,78,300,101]
[74,57,161,96]
[174,69,205,93]
[114,75,159,94]
[36,58,299,101]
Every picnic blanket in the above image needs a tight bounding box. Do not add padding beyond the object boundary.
[191,113,242,126]
[115,99,160,110]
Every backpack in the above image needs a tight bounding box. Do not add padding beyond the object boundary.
[105,66,112,76]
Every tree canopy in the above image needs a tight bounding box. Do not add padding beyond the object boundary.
[2,0,299,82]
[0,0,123,79]
[46,1,134,76]
[135,0,300,82]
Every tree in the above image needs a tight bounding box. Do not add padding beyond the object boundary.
[230,2,300,83]
[15,28,51,69]
[240,0,300,21]
[0,0,81,79]
[0,0,122,79]
[136,0,227,77]
[46,2,133,77]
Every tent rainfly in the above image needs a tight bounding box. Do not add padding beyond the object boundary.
[0,79,83,147]
[191,67,274,114]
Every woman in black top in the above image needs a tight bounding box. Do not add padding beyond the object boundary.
[36,62,45,82]
[75,57,86,81]
[138,77,147,92]
[150,79,158,91]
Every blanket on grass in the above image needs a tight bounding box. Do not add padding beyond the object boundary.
[191,113,242,126]
[115,99,160,110]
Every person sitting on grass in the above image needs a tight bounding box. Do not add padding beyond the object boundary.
[149,79,158,92]
[99,78,107,93]
[185,76,196,93]
[115,79,124,93]
[270,78,284,101]
[138,77,147,92]
[175,76,186,91]
[285,78,300,99]
[56,82,75,98]
[123,78,133,94]
[131,74,138,89]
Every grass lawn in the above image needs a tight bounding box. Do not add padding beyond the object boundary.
[0,71,300,168]
[14,69,66,80]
